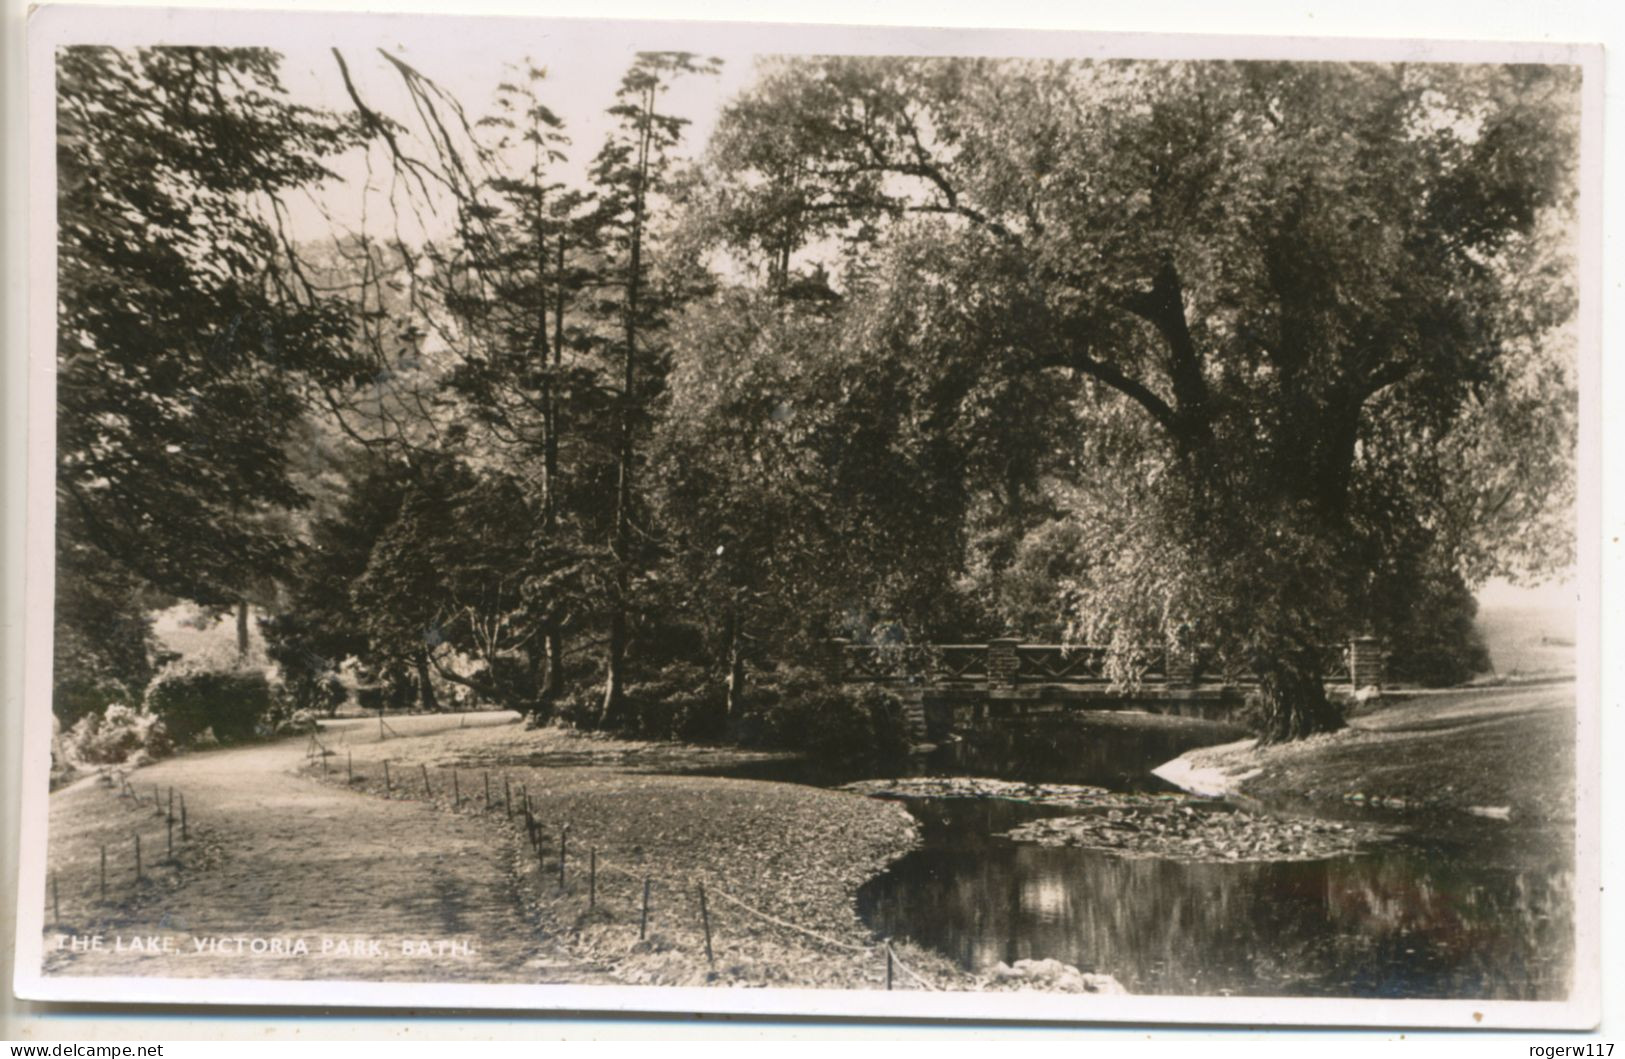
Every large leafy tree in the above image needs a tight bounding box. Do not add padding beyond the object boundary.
[55,47,367,704]
[653,291,843,713]
[703,58,1578,740]
[587,51,720,727]
[349,456,539,710]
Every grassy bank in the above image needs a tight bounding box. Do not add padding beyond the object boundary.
[302,720,978,990]
[1162,683,1577,830]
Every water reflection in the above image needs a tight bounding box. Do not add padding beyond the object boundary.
[858,802,1573,999]
[681,711,1573,999]
[685,713,1245,792]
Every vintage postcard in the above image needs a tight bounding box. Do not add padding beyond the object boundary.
[14,4,1603,1028]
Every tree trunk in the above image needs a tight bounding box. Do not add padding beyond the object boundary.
[235,600,250,662]
[1253,644,1343,745]
[600,605,629,729]
[414,650,439,713]
[521,634,565,725]
[725,606,746,718]
[537,240,567,721]
[598,83,655,732]
[543,627,564,703]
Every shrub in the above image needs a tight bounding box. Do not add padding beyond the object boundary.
[275,708,320,736]
[319,673,348,714]
[144,661,272,745]
[623,662,726,741]
[481,654,538,713]
[53,674,137,730]
[552,683,603,730]
[741,667,912,760]
[260,612,348,715]
[64,703,172,765]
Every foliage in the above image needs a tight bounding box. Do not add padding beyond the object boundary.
[620,662,729,741]
[703,58,1579,740]
[261,612,349,716]
[51,531,165,727]
[144,661,272,745]
[1382,568,1493,687]
[63,704,173,766]
[62,50,1575,753]
[551,682,607,730]
[55,47,366,605]
[740,668,911,761]
[587,51,722,728]
[348,456,546,711]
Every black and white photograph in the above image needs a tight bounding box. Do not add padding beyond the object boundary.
[11,5,1603,1028]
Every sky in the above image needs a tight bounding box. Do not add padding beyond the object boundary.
[263,33,764,246]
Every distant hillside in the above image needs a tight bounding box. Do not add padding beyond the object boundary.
[150,603,272,671]
[1474,603,1575,680]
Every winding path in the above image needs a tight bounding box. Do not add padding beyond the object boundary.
[43,712,601,983]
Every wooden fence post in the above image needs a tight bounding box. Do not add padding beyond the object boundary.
[640,877,651,939]
[589,849,597,910]
[134,834,141,882]
[698,883,714,966]
[420,763,432,799]
[558,826,568,891]
[99,845,107,901]
[383,760,392,797]
[452,769,461,809]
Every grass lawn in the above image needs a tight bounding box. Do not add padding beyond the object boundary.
[1177,683,1577,828]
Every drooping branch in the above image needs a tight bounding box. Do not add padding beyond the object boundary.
[1121,256,1211,443]
[1055,343,1181,438]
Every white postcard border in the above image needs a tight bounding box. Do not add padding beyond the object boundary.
[13,4,1607,1029]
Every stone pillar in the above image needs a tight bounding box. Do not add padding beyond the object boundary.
[824,638,850,684]
[987,637,1020,690]
[1165,644,1195,687]
[1348,636,1385,689]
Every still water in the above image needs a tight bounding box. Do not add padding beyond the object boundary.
[857,797,1573,998]
[697,715,1574,1000]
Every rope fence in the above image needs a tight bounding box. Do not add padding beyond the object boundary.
[46,769,206,934]
[305,747,941,989]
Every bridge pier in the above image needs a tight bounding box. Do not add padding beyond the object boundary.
[987,637,1020,689]
[1348,636,1386,689]
[823,636,849,685]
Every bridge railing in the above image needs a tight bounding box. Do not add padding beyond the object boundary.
[828,637,1381,689]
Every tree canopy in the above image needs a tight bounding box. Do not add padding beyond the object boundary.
[54,46,369,702]
[54,47,1578,746]
[699,58,1578,738]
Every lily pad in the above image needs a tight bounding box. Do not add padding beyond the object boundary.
[841,776,1193,810]
[1002,805,1389,863]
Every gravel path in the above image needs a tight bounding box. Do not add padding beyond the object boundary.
[42,712,605,983]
